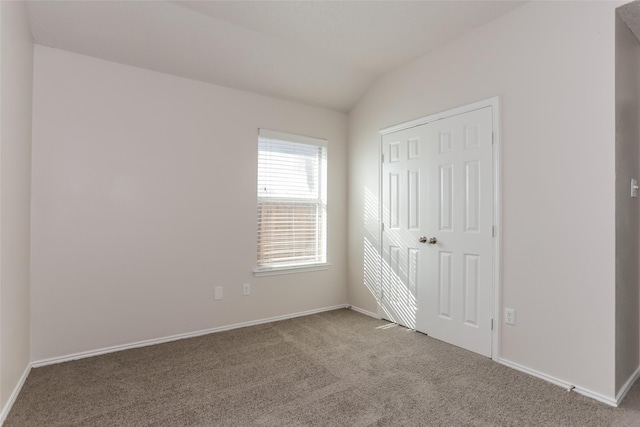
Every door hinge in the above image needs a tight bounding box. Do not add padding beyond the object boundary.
[492,225,496,237]
[491,132,495,144]
[491,318,494,330]
[381,153,385,163]
[381,223,385,232]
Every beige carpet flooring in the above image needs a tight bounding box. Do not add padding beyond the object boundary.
[6,308,640,426]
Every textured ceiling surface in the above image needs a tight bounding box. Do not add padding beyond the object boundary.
[27,1,524,112]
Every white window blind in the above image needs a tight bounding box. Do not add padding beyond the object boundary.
[257,129,327,270]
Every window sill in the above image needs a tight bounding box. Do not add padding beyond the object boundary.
[253,263,331,277]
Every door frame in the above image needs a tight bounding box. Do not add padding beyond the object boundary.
[377,97,502,361]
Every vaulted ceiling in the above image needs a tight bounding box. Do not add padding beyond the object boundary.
[27,1,524,113]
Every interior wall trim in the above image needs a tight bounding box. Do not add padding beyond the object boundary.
[0,364,31,425]
[349,305,380,319]
[31,304,349,368]
[616,365,640,406]
[499,358,617,407]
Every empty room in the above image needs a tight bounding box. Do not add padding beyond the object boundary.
[3,0,640,425]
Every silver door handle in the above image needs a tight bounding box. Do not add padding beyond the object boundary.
[419,236,437,244]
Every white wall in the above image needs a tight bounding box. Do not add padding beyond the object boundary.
[31,46,348,362]
[0,0,33,412]
[615,12,640,394]
[348,1,619,398]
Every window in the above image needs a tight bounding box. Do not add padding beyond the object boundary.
[256,129,327,273]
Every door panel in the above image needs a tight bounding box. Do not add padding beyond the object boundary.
[417,106,493,357]
[380,128,425,329]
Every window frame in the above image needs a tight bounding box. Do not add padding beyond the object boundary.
[254,129,329,276]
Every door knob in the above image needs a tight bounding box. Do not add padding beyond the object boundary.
[419,236,437,244]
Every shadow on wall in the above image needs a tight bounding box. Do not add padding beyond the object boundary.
[363,187,417,328]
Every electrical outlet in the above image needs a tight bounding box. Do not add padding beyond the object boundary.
[243,283,250,296]
[505,308,516,325]
[214,286,223,300]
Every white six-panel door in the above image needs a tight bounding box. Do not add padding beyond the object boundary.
[381,127,426,329]
[381,106,494,357]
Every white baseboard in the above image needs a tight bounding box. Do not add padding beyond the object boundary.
[616,365,640,406]
[0,364,31,426]
[499,358,617,407]
[32,304,348,368]
[348,305,380,319]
